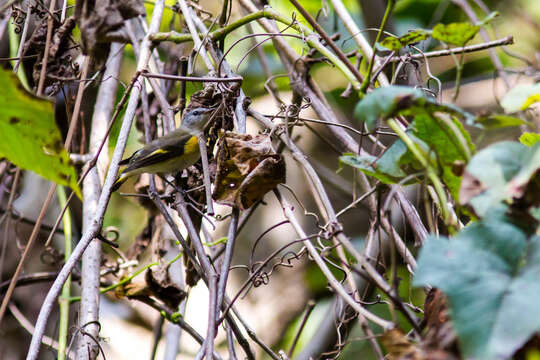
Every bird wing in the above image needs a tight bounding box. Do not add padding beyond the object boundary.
[122,131,194,173]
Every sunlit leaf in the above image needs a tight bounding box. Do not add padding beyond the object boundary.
[0,68,80,196]
[381,29,431,51]
[475,114,533,129]
[501,83,540,113]
[351,86,475,197]
[520,132,540,147]
[432,22,480,46]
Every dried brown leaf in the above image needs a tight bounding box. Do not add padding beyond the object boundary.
[381,328,423,360]
[213,132,286,210]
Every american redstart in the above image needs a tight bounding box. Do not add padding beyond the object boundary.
[112,106,214,191]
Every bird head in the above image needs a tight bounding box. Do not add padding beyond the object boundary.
[180,107,215,133]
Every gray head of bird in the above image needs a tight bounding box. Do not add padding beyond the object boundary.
[180,106,215,133]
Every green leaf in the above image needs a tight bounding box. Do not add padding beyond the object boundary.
[340,139,423,184]
[352,86,475,196]
[432,22,480,46]
[353,86,476,132]
[475,114,533,129]
[460,141,540,216]
[501,83,540,113]
[380,30,431,51]
[477,11,500,26]
[520,132,540,147]
[414,211,540,359]
[353,86,424,132]
[339,153,398,184]
[413,113,474,199]
[0,68,80,196]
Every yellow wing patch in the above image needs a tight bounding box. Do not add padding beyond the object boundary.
[184,136,199,156]
[148,148,169,156]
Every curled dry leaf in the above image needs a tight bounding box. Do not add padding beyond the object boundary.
[114,267,186,310]
[23,13,79,92]
[381,328,423,360]
[423,288,457,352]
[213,132,286,210]
[75,0,145,60]
[145,266,187,309]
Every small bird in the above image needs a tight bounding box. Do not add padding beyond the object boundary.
[112,106,215,191]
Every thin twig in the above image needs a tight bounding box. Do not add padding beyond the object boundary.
[360,0,395,94]
[329,0,389,86]
[142,72,243,83]
[36,0,57,96]
[198,135,214,216]
[8,302,75,359]
[216,208,239,315]
[388,35,514,62]
[288,300,316,357]
[12,4,31,74]
[275,190,394,330]
[289,0,364,83]
[452,0,510,88]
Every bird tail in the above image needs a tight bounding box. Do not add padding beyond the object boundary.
[111,172,129,192]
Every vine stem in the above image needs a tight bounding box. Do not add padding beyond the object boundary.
[360,0,395,94]
[36,0,57,96]
[56,186,72,360]
[24,2,166,359]
[329,0,389,86]
[386,119,451,224]
[275,190,394,330]
[153,6,361,90]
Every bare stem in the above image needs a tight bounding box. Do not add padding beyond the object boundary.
[388,36,514,62]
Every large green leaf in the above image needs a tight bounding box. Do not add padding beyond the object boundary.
[351,86,474,198]
[353,86,476,132]
[0,68,80,196]
[354,86,424,132]
[414,210,540,359]
[432,22,480,46]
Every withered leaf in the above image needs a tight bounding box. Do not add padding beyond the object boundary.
[213,132,286,210]
[145,265,187,309]
[75,0,145,60]
[381,328,423,360]
[423,289,458,355]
